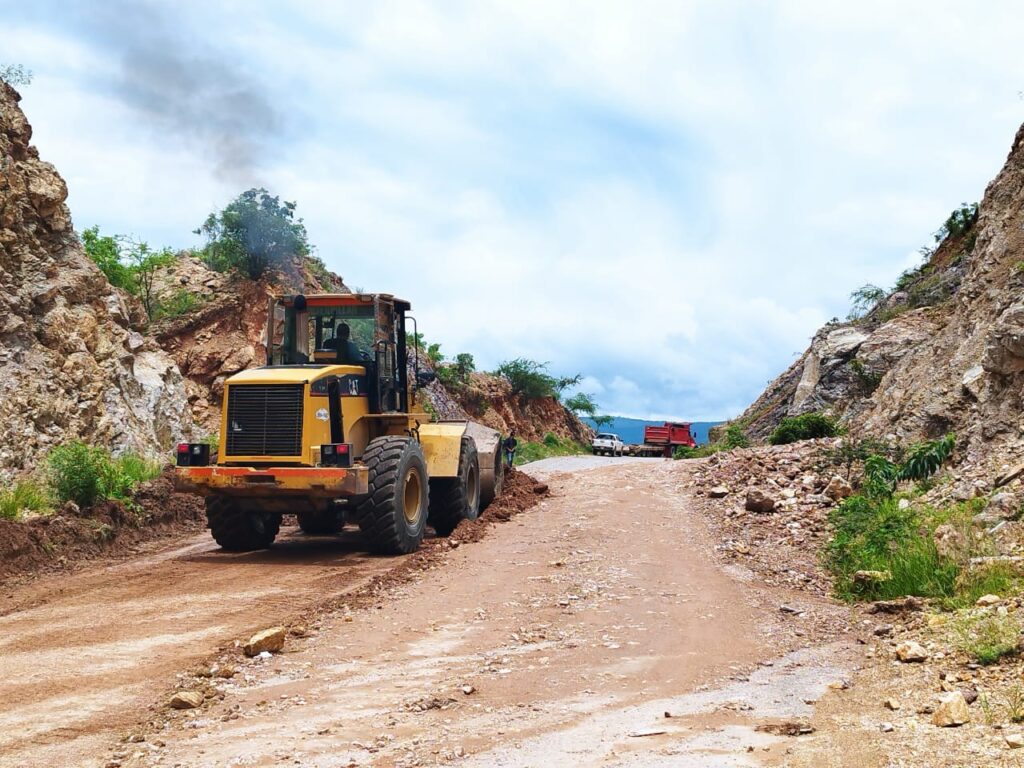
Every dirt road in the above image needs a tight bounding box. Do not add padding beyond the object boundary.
[1,458,852,768]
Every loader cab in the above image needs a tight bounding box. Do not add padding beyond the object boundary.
[267,293,412,414]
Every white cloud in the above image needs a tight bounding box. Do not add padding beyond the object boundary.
[3,0,1024,421]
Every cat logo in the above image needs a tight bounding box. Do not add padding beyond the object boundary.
[315,408,329,421]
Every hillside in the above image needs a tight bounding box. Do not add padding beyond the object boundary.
[0,83,193,480]
[737,122,1024,474]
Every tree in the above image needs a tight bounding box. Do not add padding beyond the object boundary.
[496,358,581,401]
[426,343,444,365]
[0,64,33,86]
[453,353,475,379]
[196,188,309,279]
[848,283,887,320]
[565,392,598,418]
[80,226,175,320]
[592,414,614,430]
[81,227,133,291]
[127,242,176,320]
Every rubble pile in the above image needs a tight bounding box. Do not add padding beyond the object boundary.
[686,439,846,596]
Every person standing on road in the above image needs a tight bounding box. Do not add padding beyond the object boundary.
[503,431,518,468]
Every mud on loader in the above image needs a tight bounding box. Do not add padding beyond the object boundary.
[173,293,504,554]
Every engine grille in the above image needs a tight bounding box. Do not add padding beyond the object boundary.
[225,384,304,457]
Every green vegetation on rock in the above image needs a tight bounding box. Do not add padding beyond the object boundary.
[769,413,841,445]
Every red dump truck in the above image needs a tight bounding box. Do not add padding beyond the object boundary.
[631,422,697,457]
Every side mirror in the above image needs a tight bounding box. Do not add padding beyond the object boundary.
[416,371,436,387]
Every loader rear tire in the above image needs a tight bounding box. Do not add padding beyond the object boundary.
[206,496,281,551]
[355,436,428,555]
[429,438,480,537]
[297,511,343,535]
[480,446,503,510]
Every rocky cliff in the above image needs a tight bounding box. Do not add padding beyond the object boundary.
[739,122,1024,473]
[0,83,192,478]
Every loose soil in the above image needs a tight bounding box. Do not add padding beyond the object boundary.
[0,469,205,584]
[0,469,547,768]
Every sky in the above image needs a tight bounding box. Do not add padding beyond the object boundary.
[3,1,1024,421]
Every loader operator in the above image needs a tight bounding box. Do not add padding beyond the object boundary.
[326,322,363,364]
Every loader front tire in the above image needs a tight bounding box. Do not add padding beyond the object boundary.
[356,436,428,555]
[429,437,481,537]
[206,496,281,551]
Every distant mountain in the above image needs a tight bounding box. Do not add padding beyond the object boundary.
[585,417,723,446]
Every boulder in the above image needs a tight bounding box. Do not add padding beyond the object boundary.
[961,365,985,400]
[933,524,965,559]
[708,485,729,499]
[895,640,929,663]
[931,692,970,727]
[853,570,891,587]
[745,488,776,514]
[822,327,870,359]
[243,626,286,657]
[976,594,1002,606]
[824,476,853,502]
[988,492,1020,520]
[169,691,204,710]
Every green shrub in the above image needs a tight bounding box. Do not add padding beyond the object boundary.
[496,359,580,401]
[47,442,161,508]
[543,432,559,447]
[48,442,109,507]
[154,289,204,320]
[900,433,956,482]
[848,283,887,320]
[723,423,750,449]
[674,444,722,459]
[849,359,882,395]
[938,202,979,241]
[435,353,476,390]
[0,479,52,520]
[768,413,841,445]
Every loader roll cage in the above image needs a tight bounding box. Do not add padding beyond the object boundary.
[267,293,412,414]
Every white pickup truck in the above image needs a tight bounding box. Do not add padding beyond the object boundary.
[592,433,625,457]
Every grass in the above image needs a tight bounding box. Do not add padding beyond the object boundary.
[0,478,53,520]
[952,611,1021,665]
[515,432,589,465]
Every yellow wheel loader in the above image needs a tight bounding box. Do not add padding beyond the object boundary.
[173,293,504,554]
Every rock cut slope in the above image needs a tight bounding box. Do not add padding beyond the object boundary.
[0,83,192,478]
[740,122,1024,471]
